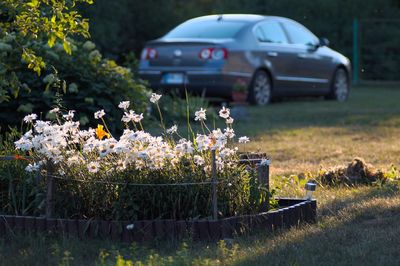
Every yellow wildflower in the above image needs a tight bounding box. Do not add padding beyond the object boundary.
[95,124,110,140]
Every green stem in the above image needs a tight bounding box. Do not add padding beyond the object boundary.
[156,103,166,133]
[100,117,112,138]
[185,89,194,140]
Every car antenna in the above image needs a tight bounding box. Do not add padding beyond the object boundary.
[217,14,223,21]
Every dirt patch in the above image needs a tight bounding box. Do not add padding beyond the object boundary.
[318,158,386,185]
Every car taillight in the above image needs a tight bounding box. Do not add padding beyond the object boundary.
[199,48,228,60]
[141,48,158,60]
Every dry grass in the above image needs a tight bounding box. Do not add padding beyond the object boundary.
[233,185,400,265]
[235,86,400,176]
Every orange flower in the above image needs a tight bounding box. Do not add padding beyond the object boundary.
[13,155,29,161]
[95,124,110,140]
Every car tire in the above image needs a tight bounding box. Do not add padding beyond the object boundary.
[326,68,349,102]
[248,70,272,106]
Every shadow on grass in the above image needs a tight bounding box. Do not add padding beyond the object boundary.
[0,186,399,265]
[235,185,400,266]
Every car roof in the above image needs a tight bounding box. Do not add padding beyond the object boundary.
[186,14,288,24]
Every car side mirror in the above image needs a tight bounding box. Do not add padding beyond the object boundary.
[319,37,329,47]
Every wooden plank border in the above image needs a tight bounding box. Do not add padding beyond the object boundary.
[0,198,316,242]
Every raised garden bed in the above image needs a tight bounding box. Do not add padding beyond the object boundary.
[0,199,316,242]
[2,102,318,242]
[0,153,317,242]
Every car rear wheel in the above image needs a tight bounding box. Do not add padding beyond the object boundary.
[248,70,272,106]
[327,68,349,102]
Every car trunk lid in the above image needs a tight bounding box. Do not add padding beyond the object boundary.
[143,38,233,67]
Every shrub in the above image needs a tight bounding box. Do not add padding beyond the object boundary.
[0,39,149,133]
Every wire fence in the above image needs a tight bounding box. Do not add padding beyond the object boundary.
[48,174,220,186]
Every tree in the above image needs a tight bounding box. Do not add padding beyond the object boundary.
[0,0,93,102]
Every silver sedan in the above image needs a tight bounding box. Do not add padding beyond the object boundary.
[139,14,351,105]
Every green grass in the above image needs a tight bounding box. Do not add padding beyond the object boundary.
[1,86,400,265]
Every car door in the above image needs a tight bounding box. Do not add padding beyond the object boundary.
[281,20,332,93]
[254,20,295,95]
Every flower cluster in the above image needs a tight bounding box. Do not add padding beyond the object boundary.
[15,95,250,176]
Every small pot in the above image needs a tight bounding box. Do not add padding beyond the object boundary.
[232,91,248,103]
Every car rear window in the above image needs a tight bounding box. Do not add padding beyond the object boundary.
[165,20,247,39]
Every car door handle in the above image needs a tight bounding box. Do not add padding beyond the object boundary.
[267,52,278,57]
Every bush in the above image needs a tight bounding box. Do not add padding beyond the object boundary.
[0,38,149,133]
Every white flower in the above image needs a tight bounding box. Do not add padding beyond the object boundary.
[116,159,127,171]
[121,110,133,123]
[14,133,33,151]
[25,162,41,172]
[196,134,211,151]
[210,129,227,150]
[238,136,250,144]
[122,110,143,123]
[23,113,38,123]
[203,165,212,174]
[194,108,207,121]
[216,158,224,171]
[118,101,130,110]
[219,107,230,119]
[132,113,143,123]
[226,117,234,124]
[166,125,178,134]
[49,108,60,114]
[33,120,50,133]
[193,155,205,166]
[67,155,84,166]
[63,110,75,120]
[224,127,235,139]
[176,139,194,154]
[137,151,148,159]
[94,109,106,119]
[87,162,100,173]
[150,93,162,103]
[219,148,236,159]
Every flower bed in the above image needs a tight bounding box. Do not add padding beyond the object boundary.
[1,93,319,242]
[11,94,270,221]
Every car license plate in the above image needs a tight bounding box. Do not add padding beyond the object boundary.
[162,73,184,84]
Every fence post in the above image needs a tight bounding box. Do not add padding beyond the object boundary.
[211,149,218,220]
[352,18,360,85]
[258,160,270,212]
[45,162,55,218]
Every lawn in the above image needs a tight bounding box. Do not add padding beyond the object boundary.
[1,85,400,265]
[236,85,400,176]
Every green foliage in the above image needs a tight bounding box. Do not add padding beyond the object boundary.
[0,0,94,101]
[0,130,46,216]
[0,154,266,221]
[0,39,149,133]
[50,163,260,220]
[157,93,217,126]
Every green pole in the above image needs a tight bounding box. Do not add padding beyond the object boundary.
[352,18,359,84]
